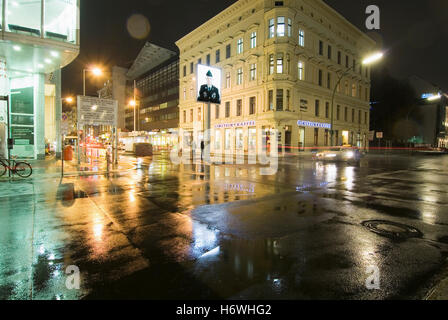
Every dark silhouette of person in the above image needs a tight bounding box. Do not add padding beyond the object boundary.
[198,70,221,104]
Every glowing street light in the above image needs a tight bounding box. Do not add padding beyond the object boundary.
[83,66,103,96]
[129,99,136,107]
[362,52,384,65]
[330,51,384,146]
[427,93,442,102]
[65,97,74,104]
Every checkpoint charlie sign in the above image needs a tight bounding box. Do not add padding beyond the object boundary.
[77,96,118,126]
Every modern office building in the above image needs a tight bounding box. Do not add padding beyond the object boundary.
[0,0,80,159]
[125,43,179,149]
[176,0,376,156]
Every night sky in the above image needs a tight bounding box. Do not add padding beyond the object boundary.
[62,0,448,98]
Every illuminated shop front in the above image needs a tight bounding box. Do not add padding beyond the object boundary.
[0,0,80,159]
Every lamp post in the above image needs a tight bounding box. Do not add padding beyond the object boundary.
[330,52,383,147]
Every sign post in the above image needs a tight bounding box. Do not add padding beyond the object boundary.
[196,65,222,162]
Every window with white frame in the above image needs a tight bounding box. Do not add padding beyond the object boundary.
[277,54,284,74]
[268,18,275,38]
[277,17,285,37]
[298,29,305,47]
[269,55,275,75]
[250,63,257,81]
[298,61,304,80]
[250,32,257,48]
[237,68,243,85]
[237,38,243,54]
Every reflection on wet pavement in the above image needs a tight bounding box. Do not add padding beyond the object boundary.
[1,154,448,299]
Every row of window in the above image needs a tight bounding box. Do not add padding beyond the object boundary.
[144,112,179,123]
[182,97,257,123]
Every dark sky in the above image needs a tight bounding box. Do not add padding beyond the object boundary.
[62,0,448,98]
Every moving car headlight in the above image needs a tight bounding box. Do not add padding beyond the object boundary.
[345,151,354,158]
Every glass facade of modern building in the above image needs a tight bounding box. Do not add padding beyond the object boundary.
[0,0,80,159]
[1,0,79,44]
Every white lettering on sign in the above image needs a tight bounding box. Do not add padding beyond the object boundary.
[215,121,256,129]
[297,120,331,129]
[77,96,118,126]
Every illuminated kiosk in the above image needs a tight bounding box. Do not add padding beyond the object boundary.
[0,0,80,159]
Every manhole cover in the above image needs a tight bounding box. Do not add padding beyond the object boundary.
[362,220,423,240]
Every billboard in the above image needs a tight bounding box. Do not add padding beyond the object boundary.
[77,96,118,126]
[196,64,222,105]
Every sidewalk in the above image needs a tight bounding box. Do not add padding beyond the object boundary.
[0,155,137,180]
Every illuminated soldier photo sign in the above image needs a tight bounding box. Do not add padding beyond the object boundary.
[197,65,222,104]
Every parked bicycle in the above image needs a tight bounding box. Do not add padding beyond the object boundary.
[0,157,33,178]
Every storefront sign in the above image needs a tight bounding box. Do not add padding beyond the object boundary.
[215,121,256,129]
[77,96,118,126]
[297,120,331,129]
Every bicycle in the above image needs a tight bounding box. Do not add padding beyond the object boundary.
[0,156,33,178]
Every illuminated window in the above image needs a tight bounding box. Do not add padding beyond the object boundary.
[250,63,257,81]
[43,0,78,42]
[268,19,275,38]
[237,68,243,85]
[277,17,285,37]
[6,0,42,36]
[276,54,283,74]
[237,38,243,54]
[250,32,257,48]
[298,61,304,80]
[269,55,275,75]
[298,29,305,47]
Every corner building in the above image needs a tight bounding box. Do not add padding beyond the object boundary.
[176,0,376,156]
[0,0,80,159]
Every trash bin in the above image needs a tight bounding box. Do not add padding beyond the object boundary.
[64,145,73,161]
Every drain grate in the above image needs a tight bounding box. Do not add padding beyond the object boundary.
[362,220,423,240]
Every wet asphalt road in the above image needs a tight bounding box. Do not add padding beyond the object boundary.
[1,153,448,300]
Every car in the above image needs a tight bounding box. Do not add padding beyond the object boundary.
[314,147,362,163]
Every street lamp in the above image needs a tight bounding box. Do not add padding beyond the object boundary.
[65,97,74,104]
[83,66,103,96]
[330,51,383,147]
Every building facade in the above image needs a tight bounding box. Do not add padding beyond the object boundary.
[0,0,80,159]
[176,0,376,156]
[125,43,179,149]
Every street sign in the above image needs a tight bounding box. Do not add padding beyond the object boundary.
[77,96,118,126]
[376,132,383,139]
